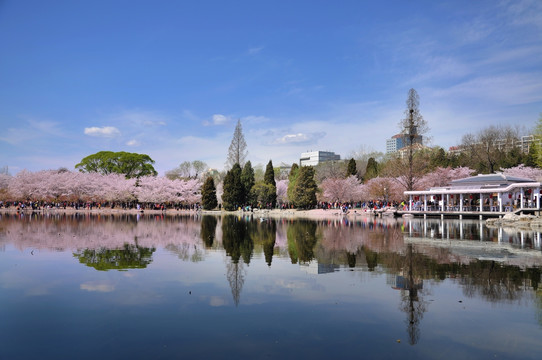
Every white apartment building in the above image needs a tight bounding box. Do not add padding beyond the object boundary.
[299,151,340,166]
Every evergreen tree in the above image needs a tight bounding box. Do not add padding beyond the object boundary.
[222,163,244,210]
[226,120,248,169]
[347,158,357,177]
[287,163,300,204]
[291,166,317,209]
[525,142,538,168]
[429,147,448,169]
[264,160,277,207]
[241,161,255,204]
[201,176,218,210]
[364,157,379,182]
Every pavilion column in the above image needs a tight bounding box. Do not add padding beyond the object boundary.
[537,187,540,209]
[460,194,463,212]
[498,193,502,212]
[424,195,427,211]
[440,195,444,212]
[446,194,450,212]
[479,193,483,212]
[409,195,412,211]
[520,188,524,209]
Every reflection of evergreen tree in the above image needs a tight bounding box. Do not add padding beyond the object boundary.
[258,220,277,266]
[346,252,357,268]
[222,215,254,264]
[286,220,318,263]
[364,247,379,271]
[200,216,218,248]
[222,216,255,306]
[74,239,155,271]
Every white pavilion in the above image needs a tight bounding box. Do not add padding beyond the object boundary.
[404,173,541,213]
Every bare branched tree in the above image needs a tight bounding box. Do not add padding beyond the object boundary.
[226,119,248,169]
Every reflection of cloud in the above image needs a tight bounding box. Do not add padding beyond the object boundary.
[84,126,121,138]
[275,279,309,289]
[80,282,115,292]
[209,296,227,307]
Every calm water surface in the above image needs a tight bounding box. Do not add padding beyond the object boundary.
[1,212,541,359]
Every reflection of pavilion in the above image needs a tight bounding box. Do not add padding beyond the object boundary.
[404,218,542,251]
[404,174,541,217]
[299,260,339,274]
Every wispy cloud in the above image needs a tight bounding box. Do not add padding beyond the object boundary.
[126,139,140,146]
[84,126,121,137]
[247,46,264,55]
[111,110,168,127]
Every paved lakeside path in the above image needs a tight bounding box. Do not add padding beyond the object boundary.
[1,207,378,221]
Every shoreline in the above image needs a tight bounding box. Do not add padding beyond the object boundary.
[0,207,379,221]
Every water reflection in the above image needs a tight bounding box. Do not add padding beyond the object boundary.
[1,211,542,353]
[74,241,156,271]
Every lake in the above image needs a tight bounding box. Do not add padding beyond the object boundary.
[1,212,541,359]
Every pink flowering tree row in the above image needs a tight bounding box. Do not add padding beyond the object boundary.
[317,166,479,204]
[1,170,202,204]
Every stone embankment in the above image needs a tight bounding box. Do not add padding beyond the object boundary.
[486,213,542,230]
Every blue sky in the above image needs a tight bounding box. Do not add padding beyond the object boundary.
[1,0,541,175]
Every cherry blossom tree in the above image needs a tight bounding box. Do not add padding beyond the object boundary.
[276,179,288,205]
[364,177,403,202]
[501,165,542,181]
[417,166,474,190]
[320,176,364,203]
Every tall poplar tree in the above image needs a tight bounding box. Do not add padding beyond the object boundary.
[226,120,248,169]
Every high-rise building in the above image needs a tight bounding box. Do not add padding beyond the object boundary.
[386,133,423,154]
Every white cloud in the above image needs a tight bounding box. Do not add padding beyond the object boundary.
[126,139,140,146]
[84,126,121,138]
[273,132,325,145]
[212,114,230,125]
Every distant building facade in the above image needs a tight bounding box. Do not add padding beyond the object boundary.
[386,133,423,154]
[448,134,540,156]
[300,151,340,166]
